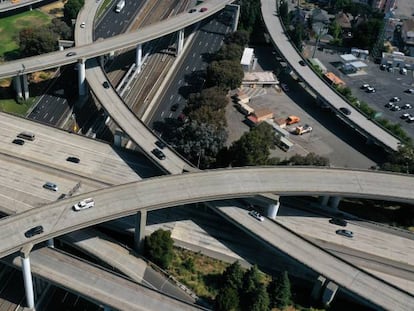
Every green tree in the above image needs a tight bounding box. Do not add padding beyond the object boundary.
[280,153,329,166]
[268,271,292,309]
[228,122,275,167]
[64,0,85,25]
[49,18,73,40]
[246,284,270,311]
[242,265,262,294]
[207,60,244,90]
[224,30,250,46]
[19,27,58,57]
[215,43,244,61]
[239,0,261,32]
[222,261,244,290]
[215,285,239,311]
[144,229,174,269]
[279,0,289,26]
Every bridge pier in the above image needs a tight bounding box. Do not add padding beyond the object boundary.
[264,199,280,219]
[319,195,329,206]
[176,29,184,55]
[136,44,142,73]
[328,196,341,210]
[22,74,29,100]
[20,245,35,309]
[134,210,147,252]
[311,275,326,302]
[78,59,86,96]
[13,75,23,99]
[322,281,338,307]
[47,238,54,248]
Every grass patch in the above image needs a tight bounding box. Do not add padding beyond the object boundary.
[167,248,230,301]
[0,10,51,60]
[0,98,33,115]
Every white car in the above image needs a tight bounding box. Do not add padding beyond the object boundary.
[80,22,86,28]
[248,210,264,222]
[73,198,95,211]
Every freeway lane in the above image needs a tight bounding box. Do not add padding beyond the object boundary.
[0,0,235,79]
[261,0,400,151]
[0,168,412,309]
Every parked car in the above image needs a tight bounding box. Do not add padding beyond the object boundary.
[336,229,353,238]
[402,103,412,110]
[329,218,347,227]
[155,140,166,149]
[24,225,44,238]
[248,210,264,222]
[151,148,166,160]
[401,113,411,119]
[385,102,395,108]
[73,198,95,211]
[66,156,80,163]
[339,107,351,115]
[365,87,376,93]
[12,139,25,145]
[170,103,179,111]
[360,83,370,89]
[391,105,401,111]
[66,52,77,57]
[390,96,401,102]
[404,88,414,94]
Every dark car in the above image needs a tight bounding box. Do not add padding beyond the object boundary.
[66,52,77,57]
[66,156,80,163]
[336,229,353,238]
[189,8,196,13]
[329,218,347,227]
[339,107,351,115]
[170,103,179,112]
[155,140,166,149]
[152,148,166,160]
[12,139,25,145]
[199,7,208,12]
[103,81,110,89]
[299,60,306,66]
[24,225,44,238]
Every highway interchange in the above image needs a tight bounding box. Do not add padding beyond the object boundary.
[0,0,413,309]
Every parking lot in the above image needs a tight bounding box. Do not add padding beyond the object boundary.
[310,47,414,140]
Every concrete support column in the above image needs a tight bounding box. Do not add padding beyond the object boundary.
[177,29,184,55]
[134,210,147,252]
[136,44,142,73]
[322,281,338,307]
[311,275,326,302]
[265,200,280,219]
[20,246,35,309]
[329,196,341,210]
[319,195,330,206]
[47,238,54,248]
[113,129,124,147]
[13,76,23,99]
[77,59,86,96]
[22,74,29,100]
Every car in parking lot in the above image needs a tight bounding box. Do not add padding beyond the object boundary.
[379,64,386,70]
[360,83,370,89]
[404,88,414,94]
[407,115,414,123]
[336,229,353,238]
[12,138,25,145]
[401,113,411,119]
[329,218,347,227]
[385,102,395,108]
[339,107,351,115]
[66,52,77,57]
[402,103,412,110]
[189,8,196,13]
[151,148,166,160]
[199,7,208,12]
[391,105,401,111]
[248,210,264,222]
[390,96,401,102]
[102,81,110,89]
[365,86,376,93]
[73,198,95,211]
[24,225,44,238]
[66,156,80,163]
[43,182,58,192]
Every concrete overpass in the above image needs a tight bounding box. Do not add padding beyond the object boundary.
[0,167,413,310]
[261,0,401,151]
[0,0,235,79]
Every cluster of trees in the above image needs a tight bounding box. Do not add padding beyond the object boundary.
[144,229,174,269]
[216,122,330,168]
[215,262,292,311]
[18,0,83,57]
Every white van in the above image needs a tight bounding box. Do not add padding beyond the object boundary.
[73,198,95,211]
[17,131,35,141]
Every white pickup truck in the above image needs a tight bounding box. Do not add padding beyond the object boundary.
[73,198,95,211]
